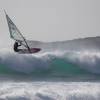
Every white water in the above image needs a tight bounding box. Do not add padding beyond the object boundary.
[0,48,100,74]
[0,81,100,100]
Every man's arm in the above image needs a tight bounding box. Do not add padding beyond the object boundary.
[18,42,21,46]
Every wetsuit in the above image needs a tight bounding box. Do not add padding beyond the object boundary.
[14,42,21,52]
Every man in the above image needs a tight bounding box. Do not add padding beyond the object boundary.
[14,41,21,52]
[14,41,41,53]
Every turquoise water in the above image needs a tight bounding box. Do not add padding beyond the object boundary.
[0,57,99,81]
[0,59,89,75]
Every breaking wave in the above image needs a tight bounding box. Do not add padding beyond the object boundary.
[0,47,100,80]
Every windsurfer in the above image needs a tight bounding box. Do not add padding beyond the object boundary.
[5,11,41,54]
[14,41,21,52]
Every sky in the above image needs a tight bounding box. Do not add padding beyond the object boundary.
[0,0,100,48]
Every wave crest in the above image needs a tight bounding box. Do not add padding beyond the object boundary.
[0,49,100,76]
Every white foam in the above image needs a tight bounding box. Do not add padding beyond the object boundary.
[0,81,100,100]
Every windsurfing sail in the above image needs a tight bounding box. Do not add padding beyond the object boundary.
[5,11,31,53]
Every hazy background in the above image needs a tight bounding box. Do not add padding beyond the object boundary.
[0,0,100,48]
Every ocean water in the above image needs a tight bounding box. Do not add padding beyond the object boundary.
[0,37,100,99]
[0,49,100,79]
[0,81,100,100]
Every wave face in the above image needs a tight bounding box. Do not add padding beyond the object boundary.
[0,37,100,80]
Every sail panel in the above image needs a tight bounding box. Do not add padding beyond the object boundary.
[6,14,24,42]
